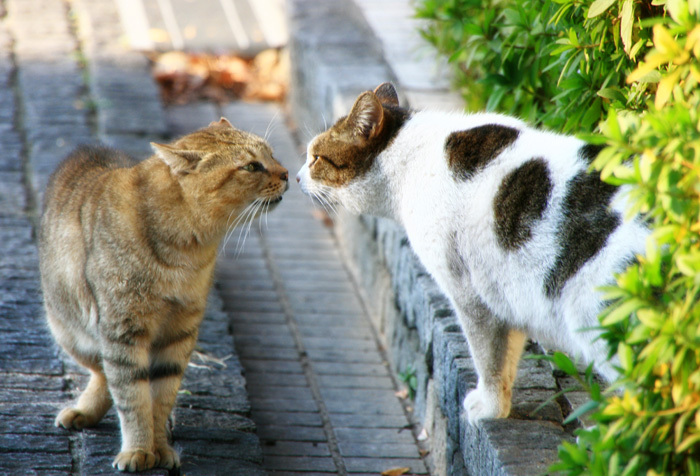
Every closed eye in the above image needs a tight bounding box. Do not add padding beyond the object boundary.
[313,155,345,169]
[241,161,266,173]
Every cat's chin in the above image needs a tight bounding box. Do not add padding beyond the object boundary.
[264,195,284,209]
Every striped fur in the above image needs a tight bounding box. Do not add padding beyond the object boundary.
[297,83,649,425]
[39,118,288,472]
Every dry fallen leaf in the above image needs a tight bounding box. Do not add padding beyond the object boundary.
[381,467,411,476]
[152,48,288,105]
[395,388,410,400]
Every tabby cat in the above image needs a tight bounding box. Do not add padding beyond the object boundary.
[297,83,649,424]
[39,118,288,471]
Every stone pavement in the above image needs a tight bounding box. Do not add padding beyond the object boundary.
[168,101,430,475]
[0,0,263,474]
[115,0,287,54]
[0,0,432,475]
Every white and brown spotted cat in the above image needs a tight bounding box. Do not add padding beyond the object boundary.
[297,83,648,424]
[39,118,288,471]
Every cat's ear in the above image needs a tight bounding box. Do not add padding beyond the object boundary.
[151,142,202,173]
[373,82,399,107]
[347,91,384,140]
[209,117,233,128]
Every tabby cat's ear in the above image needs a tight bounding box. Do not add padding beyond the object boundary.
[209,117,233,128]
[373,82,399,107]
[151,142,202,173]
[347,91,384,140]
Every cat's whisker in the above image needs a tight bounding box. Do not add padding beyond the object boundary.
[315,192,337,218]
[316,188,339,216]
[263,200,271,230]
[223,200,259,253]
[302,122,318,142]
[236,206,260,256]
[264,109,281,142]
[235,199,264,257]
[221,206,244,256]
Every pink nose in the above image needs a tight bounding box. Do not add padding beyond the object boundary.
[295,174,301,183]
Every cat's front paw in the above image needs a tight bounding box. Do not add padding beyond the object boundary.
[463,387,509,425]
[112,448,157,472]
[155,444,180,469]
[55,407,97,430]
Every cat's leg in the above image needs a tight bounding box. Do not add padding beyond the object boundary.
[47,317,113,429]
[100,338,157,472]
[457,299,526,424]
[56,368,112,429]
[149,330,199,469]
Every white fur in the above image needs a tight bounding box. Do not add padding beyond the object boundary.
[298,109,649,424]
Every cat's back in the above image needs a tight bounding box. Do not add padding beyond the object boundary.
[40,145,136,278]
[44,145,135,211]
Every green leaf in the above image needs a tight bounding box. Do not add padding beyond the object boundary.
[677,431,700,453]
[552,352,578,376]
[677,252,700,277]
[588,0,616,18]
[618,342,634,372]
[564,399,600,425]
[601,298,645,326]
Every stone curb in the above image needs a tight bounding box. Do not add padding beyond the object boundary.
[287,0,574,474]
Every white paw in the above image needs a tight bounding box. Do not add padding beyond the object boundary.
[463,387,508,425]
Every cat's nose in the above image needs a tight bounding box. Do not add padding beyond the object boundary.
[295,174,300,184]
[280,171,288,181]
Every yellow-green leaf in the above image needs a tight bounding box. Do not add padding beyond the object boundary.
[654,24,681,56]
[620,0,634,55]
[627,53,670,83]
[618,342,634,372]
[655,69,680,109]
[589,0,616,18]
[677,252,700,277]
[601,298,645,326]
[676,431,700,453]
[637,309,664,330]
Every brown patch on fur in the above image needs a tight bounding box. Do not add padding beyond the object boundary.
[308,90,410,187]
[446,125,520,180]
[544,167,620,297]
[493,158,552,251]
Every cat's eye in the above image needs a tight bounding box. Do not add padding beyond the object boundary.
[241,162,265,173]
[313,155,344,169]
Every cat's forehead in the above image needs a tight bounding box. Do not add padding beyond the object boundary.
[183,127,272,154]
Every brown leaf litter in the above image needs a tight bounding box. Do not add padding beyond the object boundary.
[151,48,288,105]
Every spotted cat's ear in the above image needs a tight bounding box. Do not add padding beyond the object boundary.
[347,91,384,140]
[151,142,202,173]
[373,82,399,107]
[209,117,233,128]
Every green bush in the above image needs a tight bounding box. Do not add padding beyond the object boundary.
[416,0,657,132]
[417,0,700,473]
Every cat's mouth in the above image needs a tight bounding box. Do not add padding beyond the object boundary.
[266,195,284,205]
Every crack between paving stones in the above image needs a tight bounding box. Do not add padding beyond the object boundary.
[7,21,37,232]
[65,0,98,137]
[257,226,349,476]
[5,1,96,472]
